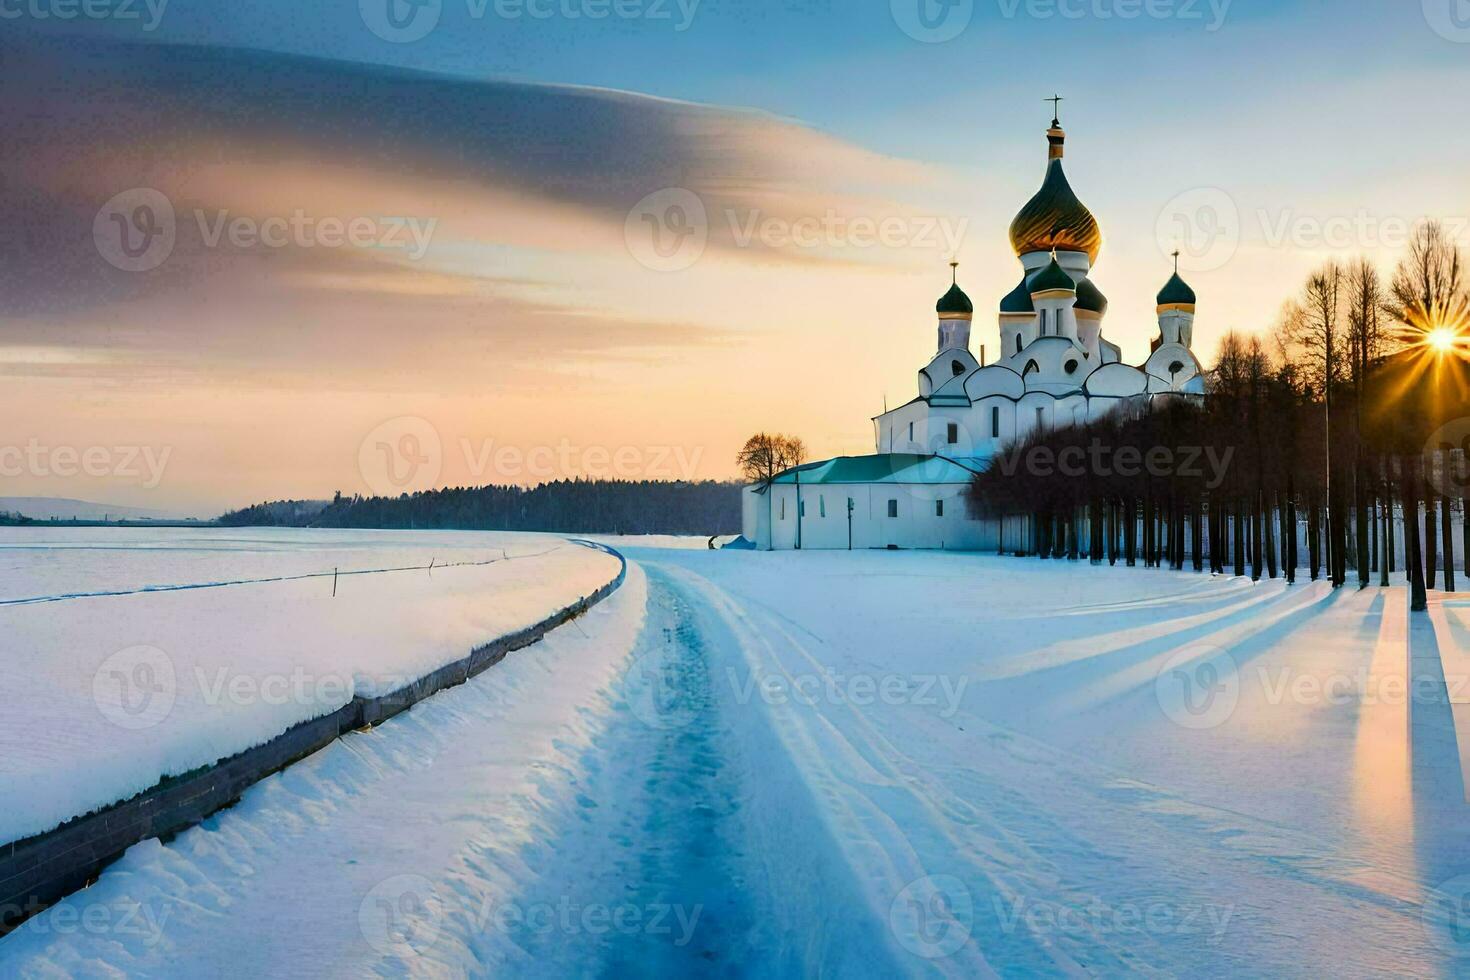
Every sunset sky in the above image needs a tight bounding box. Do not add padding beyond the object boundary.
[3,1,1468,515]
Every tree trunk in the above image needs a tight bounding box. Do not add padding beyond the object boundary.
[1442,493,1455,592]
[1251,491,1264,582]
[1427,494,1439,591]
[1192,503,1204,573]
[1355,464,1370,589]
[1403,456,1427,611]
[1126,499,1137,567]
[1441,450,1456,592]
[1144,495,1154,568]
[1285,485,1298,586]
[1233,499,1246,578]
[1109,500,1119,566]
[1371,487,1379,574]
[1331,487,1347,588]
[1387,472,1397,577]
[1308,493,1321,582]
[1380,478,1390,589]
[1265,492,1279,580]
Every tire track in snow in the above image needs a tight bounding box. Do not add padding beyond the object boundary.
[651,563,1450,977]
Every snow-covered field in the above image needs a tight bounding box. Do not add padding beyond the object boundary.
[0,529,622,842]
[5,536,1470,976]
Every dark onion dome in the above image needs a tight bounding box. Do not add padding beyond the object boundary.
[1075,277,1108,315]
[936,282,974,318]
[1008,126,1102,264]
[1157,271,1197,307]
[1028,255,1076,294]
[999,274,1034,313]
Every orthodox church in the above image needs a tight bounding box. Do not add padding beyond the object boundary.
[743,110,1207,552]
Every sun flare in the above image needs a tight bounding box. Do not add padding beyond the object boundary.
[1426,326,1457,352]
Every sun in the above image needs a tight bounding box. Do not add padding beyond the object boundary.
[1426,326,1457,352]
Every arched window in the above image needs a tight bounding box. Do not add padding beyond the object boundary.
[952,360,966,377]
[1039,309,1049,335]
[1015,334,1022,354]
[1022,359,1039,376]
[1169,360,1185,376]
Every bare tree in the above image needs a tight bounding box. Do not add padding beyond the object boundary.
[1280,262,1349,585]
[1345,258,1389,586]
[736,433,808,486]
[1387,221,1469,341]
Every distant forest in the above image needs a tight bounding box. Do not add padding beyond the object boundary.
[218,480,743,535]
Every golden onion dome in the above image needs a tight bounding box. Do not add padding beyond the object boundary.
[1008,124,1102,264]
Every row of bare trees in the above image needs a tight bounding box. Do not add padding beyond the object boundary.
[969,221,1470,611]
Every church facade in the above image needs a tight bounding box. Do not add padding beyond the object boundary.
[743,112,1207,552]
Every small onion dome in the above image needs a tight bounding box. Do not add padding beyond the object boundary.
[1000,274,1034,314]
[937,282,974,320]
[1157,271,1197,310]
[1028,255,1076,295]
[1008,125,1102,264]
[1158,271,1193,307]
[1075,277,1108,316]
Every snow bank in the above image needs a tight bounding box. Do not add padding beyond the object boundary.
[0,567,651,976]
[0,529,622,844]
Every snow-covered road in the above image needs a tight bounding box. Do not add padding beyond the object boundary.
[5,542,1470,976]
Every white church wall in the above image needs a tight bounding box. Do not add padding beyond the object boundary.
[1086,396,1123,423]
[973,396,1018,450]
[1084,362,1149,398]
[757,481,996,551]
[1000,315,1036,357]
[1145,343,1202,391]
[965,366,1025,401]
[742,485,770,549]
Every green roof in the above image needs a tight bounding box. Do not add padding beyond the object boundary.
[1029,256,1076,294]
[769,453,990,486]
[1157,271,1196,306]
[1075,277,1108,314]
[937,282,974,315]
[1000,274,1034,313]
